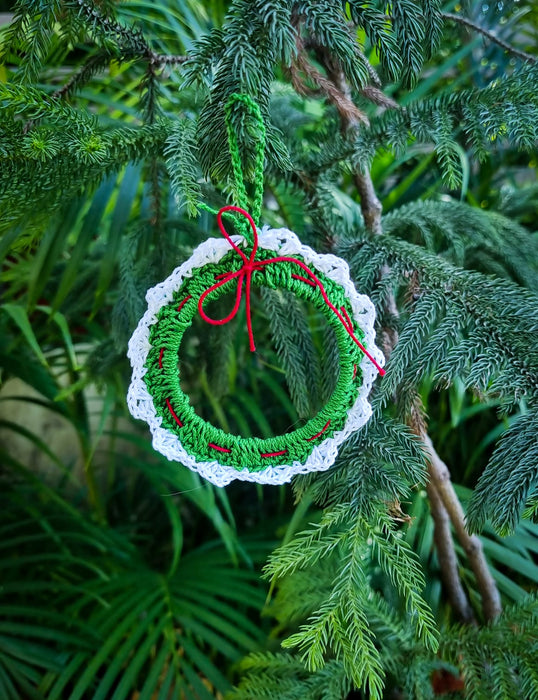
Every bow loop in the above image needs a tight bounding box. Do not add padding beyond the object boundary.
[197,206,385,376]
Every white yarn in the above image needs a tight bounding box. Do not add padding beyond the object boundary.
[127,227,385,487]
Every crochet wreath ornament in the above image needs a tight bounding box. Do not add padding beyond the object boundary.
[127,96,385,486]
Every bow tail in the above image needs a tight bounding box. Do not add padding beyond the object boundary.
[245,269,256,352]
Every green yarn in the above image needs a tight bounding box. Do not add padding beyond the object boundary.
[143,249,366,472]
[224,94,266,226]
[199,93,266,240]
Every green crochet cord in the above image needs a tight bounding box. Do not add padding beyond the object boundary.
[199,93,266,238]
[143,247,366,471]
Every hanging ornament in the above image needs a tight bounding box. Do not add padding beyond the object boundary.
[127,95,385,486]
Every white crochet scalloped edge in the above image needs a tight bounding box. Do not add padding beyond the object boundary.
[127,227,385,486]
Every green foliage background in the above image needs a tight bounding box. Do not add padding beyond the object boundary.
[1,0,538,698]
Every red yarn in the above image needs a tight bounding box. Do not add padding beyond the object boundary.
[306,419,331,441]
[291,273,316,287]
[198,206,385,377]
[209,443,232,453]
[165,398,183,427]
[177,295,192,312]
[340,306,354,333]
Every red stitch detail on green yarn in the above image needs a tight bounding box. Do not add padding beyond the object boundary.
[209,443,232,453]
[261,450,288,458]
[341,307,353,332]
[177,295,192,312]
[165,398,183,427]
[158,348,164,368]
[353,364,358,380]
[306,420,331,441]
[142,217,375,471]
[292,273,316,287]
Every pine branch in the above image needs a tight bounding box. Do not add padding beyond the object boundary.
[346,0,441,85]
[324,64,499,623]
[266,503,438,698]
[164,119,202,218]
[390,0,426,86]
[395,305,495,620]
[0,113,170,234]
[5,0,188,102]
[296,64,538,186]
[51,49,112,100]
[342,233,538,407]
[443,11,537,64]
[439,595,538,697]
[467,411,538,535]
[343,217,537,541]
[73,0,151,58]
[294,1,371,92]
[295,29,398,113]
[344,0,402,81]
[229,653,351,700]
[51,49,188,101]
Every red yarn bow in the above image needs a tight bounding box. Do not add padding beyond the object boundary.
[198,205,385,376]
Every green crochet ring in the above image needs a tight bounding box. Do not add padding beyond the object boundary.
[144,248,363,470]
[127,205,385,486]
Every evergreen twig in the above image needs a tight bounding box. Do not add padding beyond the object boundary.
[443,11,537,64]
[291,38,369,125]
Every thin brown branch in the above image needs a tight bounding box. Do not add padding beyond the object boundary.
[353,170,383,235]
[422,432,502,620]
[148,51,189,67]
[52,51,111,100]
[302,32,382,88]
[325,66,383,233]
[426,480,476,623]
[52,48,187,101]
[293,39,369,126]
[443,11,537,64]
[361,85,398,110]
[302,33,398,112]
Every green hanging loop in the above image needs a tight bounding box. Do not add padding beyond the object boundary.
[198,94,266,240]
[223,93,266,228]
